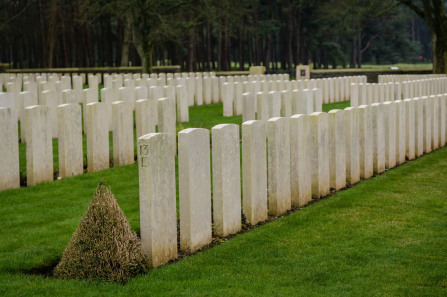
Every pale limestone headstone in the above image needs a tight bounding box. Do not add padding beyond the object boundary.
[112,101,134,166]
[290,114,312,206]
[58,104,83,178]
[267,91,281,119]
[0,108,19,190]
[138,133,177,267]
[328,109,346,190]
[41,90,58,139]
[438,94,446,146]
[312,88,323,112]
[344,107,360,184]
[350,83,359,107]
[178,128,212,253]
[242,92,256,122]
[242,120,268,225]
[414,98,424,157]
[371,103,386,174]
[256,92,269,121]
[157,98,176,154]
[383,102,396,169]
[186,77,195,106]
[395,100,407,163]
[86,102,109,173]
[211,124,241,237]
[176,85,189,122]
[309,112,330,198]
[203,76,212,105]
[135,99,157,139]
[222,83,233,117]
[212,77,219,103]
[403,99,416,160]
[358,105,373,179]
[292,89,313,115]
[194,77,203,106]
[422,96,433,153]
[25,105,53,186]
[267,117,291,216]
[430,95,439,150]
[233,82,243,116]
[280,90,292,117]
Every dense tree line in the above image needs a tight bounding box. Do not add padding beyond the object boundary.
[0,0,435,73]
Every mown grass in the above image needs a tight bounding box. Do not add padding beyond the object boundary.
[2,100,445,296]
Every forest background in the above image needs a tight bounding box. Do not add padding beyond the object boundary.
[0,0,442,73]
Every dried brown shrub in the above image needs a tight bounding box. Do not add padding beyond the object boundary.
[54,182,150,283]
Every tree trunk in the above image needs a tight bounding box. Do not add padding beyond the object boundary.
[432,32,447,73]
[120,18,132,67]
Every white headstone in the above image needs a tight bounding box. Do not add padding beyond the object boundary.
[0,108,20,190]
[86,102,109,172]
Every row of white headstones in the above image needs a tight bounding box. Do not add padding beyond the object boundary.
[0,74,443,189]
[0,73,369,191]
[137,93,447,267]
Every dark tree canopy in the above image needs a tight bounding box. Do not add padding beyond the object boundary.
[0,0,434,73]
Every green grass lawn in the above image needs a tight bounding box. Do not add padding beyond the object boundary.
[2,100,446,296]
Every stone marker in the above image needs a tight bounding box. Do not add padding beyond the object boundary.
[267,117,291,216]
[157,98,176,155]
[86,102,109,172]
[222,83,233,117]
[430,95,439,150]
[328,109,346,190]
[135,99,158,139]
[41,90,58,138]
[233,82,243,115]
[371,103,386,174]
[212,124,241,237]
[309,112,330,198]
[112,101,134,166]
[438,94,446,146]
[58,104,83,178]
[395,100,406,164]
[0,108,20,190]
[138,133,177,267]
[256,92,269,121]
[203,77,212,104]
[195,77,203,105]
[242,92,256,122]
[25,105,53,186]
[267,91,281,119]
[383,102,396,169]
[403,99,415,160]
[242,120,268,225]
[280,90,292,117]
[414,98,424,157]
[179,128,212,253]
[212,77,219,103]
[176,85,189,122]
[358,105,373,179]
[290,114,312,206]
[421,97,432,153]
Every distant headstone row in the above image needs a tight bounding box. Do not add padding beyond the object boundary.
[137,93,447,267]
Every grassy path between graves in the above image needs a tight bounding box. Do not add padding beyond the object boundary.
[3,100,446,296]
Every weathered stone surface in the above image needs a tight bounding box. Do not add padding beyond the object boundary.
[309,112,330,198]
[203,77,212,105]
[267,117,291,216]
[328,109,346,190]
[112,101,134,166]
[290,114,312,207]
[242,92,256,122]
[344,107,360,185]
[403,99,416,160]
[176,85,189,122]
[438,94,446,147]
[135,99,157,139]
[430,95,439,150]
[25,105,53,186]
[138,133,177,267]
[371,103,386,174]
[383,102,397,169]
[0,108,19,190]
[41,90,58,138]
[280,90,292,117]
[395,100,406,164]
[211,124,241,237]
[222,83,233,117]
[179,128,212,253]
[242,120,268,225]
[233,82,243,115]
[86,102,109,173]
[292,89,313,115]
[421,97,432,153]
[414,98,424,157]
[256,92,269,121]
[195,77,203,105]
[358,105,373,179]
[267,91,281,119]
[58,104,83,178]
[157,98,177,155]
